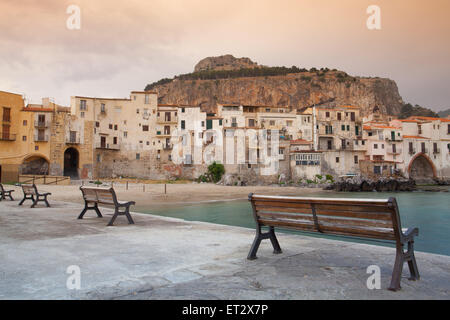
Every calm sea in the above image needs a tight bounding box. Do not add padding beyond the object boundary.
[136,189,450,256]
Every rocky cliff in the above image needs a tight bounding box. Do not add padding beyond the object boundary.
[194,54,261,72]
[148,55,404,115]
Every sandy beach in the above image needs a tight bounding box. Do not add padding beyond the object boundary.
[4,182,329,208]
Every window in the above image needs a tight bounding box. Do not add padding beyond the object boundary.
[80,100,86,111]
[136,153,140,160]
[327,140,332,150]
[97,154,101,162]
[392,144,397,153]
[409,142,414,154]
[124,132,128,138]
[421,142,425,153]
[114,125,117,130]
[95,121,100,127]
[325,125,333,134]
[181,120,185,129]
[101,103,105,113]
[181,108,185,113]
[109,124,113,129]
[336,157,339,163]
[80,112,84,118]
[374,166,381,174]
[337,113,341,121]
[248,119,255,127]
[142,125,149,131]
[350,112,355,121]
[136,109,140,114]
[219,119,222,126]
[266,108,270,112]
[145,94,149,104]
[381,144,384,149]
[325,112,330,118]
[22,136,27,141]
[341,125,345,131]
[201,121,205,127]
[374,144,378,149]
[448,124,450,134]
[113,137,117,144]
[354,155,358,164]
[35,146,39,151]
[23,120,27,126]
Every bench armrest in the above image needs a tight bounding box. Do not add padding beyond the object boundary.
[402,227,419,242]
[118,201,135,207]
[38,192,52,196]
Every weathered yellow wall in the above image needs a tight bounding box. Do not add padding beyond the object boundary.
[0,91,52,182]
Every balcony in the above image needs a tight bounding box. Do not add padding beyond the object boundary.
[34,134,49,142]
[34,120,50,128]
[0,133,16,141]
[408,148,416,155]
[433,148,441,154]
[155,131,172,137]
[157,116,178,124]
[387,148,402,155]
[163,143,173,150]
[95,141,120,150]
[66,136,81,144]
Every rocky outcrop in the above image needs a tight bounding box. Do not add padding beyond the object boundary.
[327,176,416,192]
[194,55,261,72]
[153,57,404,116]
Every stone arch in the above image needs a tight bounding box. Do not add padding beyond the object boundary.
[20,154,50,175]
[64,147,79,179]
[407,153,437,180]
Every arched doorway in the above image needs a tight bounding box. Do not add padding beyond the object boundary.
[20,155,49,175]
[64,147,79,179]
[408,153,436,181]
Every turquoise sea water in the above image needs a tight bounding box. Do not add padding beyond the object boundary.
[136,189,450,256]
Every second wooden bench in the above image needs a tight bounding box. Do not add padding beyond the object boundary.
[79,187,136,226]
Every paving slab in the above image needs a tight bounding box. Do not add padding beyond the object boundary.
[0,199,448,299]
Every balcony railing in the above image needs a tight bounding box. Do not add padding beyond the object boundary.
[66,136,81,144]
[408,149,416,155]
[387,148,402,154]
[34,120,50,128]
[95,141,120,150]
[157,117,178,124]
[163,143,173,150]
[0,133,16,141]
[433,148,440,154]
[34,134,49,142]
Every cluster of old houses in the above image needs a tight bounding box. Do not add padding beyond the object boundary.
[0,89,449,184]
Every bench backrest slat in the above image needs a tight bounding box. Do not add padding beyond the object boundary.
[80,187,119,206]
[250,194,402,241]
[22,184,37,195]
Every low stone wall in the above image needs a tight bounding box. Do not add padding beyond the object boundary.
[326,176,416,192]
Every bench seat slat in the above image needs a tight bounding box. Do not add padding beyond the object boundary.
[258,218,396,240]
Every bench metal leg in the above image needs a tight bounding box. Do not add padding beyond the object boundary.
[269,227,282,254]
[247,226,282,260]
[407,241,420,281]
[44,196,51,207]
[389,240,420,291]
[7,193,14,201]
[107,209,119,226]
[107,206,134,226]
[78,203,103,219]
[389,247,404,291]
[19,195,34,206]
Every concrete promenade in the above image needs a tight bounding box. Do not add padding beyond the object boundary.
[0,199,449,299]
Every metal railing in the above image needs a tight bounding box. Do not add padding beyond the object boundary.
[19,175,70,185]
[66,135,81,144]
[34,134,49,142]
[34,120,50,128]
[95,141,120,150]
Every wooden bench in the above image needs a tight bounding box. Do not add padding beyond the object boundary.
[247,194,420,291]
[19,184,51,208]
[0,183,14,201]
[79,187,136,226]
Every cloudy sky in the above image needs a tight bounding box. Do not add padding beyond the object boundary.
[1,0,449,111]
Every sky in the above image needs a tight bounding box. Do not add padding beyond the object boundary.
[1,0,449,111]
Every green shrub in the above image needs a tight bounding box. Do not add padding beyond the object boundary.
[207,161,225,183]
[325,174,334,182]
[306,179,314,184]
[315,174,323,180]
[94,180,102,185]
